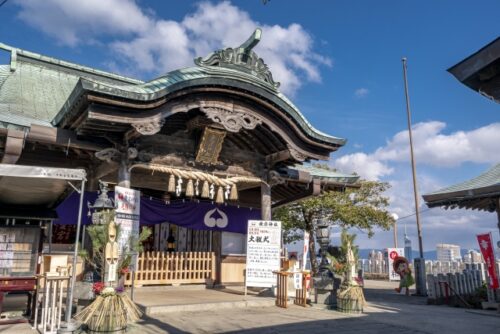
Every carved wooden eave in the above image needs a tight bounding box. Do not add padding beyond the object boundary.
[55,90,337,162]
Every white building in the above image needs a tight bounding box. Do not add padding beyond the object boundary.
[463,249,483,263]
[436,243,461,262]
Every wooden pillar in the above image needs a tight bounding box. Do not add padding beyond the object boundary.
[117,156,130,188]
[261,182,271,221]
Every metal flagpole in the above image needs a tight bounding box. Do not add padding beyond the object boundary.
[402,58,426,296]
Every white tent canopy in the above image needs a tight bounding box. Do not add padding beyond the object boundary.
[0,163,86,323]
[0,164,86,207]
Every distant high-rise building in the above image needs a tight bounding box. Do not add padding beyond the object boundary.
[404,233,412,262]
[436,243,461,262]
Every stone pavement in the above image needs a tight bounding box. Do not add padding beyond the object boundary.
[127,301,499,334]
[126,280,500,334]
[2,280,499,334]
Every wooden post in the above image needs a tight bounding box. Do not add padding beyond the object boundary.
[117,157,130,188]
[261,182,271,221]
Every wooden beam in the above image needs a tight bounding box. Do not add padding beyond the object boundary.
[27,124,106,151]
[265,150,291,166]
[1,128,25,164]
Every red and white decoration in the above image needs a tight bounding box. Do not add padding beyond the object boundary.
[476,233,499,289]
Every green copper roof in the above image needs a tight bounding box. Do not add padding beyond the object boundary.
[423,163,500,211]
[0,42,141,130]
[426,163,500,196]
[0,61,78,129]
[58,65,344,145]
[0,38,345,146]
[289,164,359,184]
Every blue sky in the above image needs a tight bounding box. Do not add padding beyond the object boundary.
[1,0,498,252]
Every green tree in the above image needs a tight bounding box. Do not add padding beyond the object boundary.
[273,180,394,275]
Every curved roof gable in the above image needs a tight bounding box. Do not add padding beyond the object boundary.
[53,29,345,146]
[0,30,345,149]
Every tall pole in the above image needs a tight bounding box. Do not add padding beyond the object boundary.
[402,58,423,259]
[393,222,398,248]
[402,58,426,296]
[390,213,399,249]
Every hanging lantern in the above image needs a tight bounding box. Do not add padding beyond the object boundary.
[216,186,224,204]
[168,174,175,193]
[201,180,209,198]
[230,183,238,201]
[186,179,194,197]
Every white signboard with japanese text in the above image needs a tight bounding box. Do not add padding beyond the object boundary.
[246,220,282,288]
[115,186,140,269]
[387,247,404,281]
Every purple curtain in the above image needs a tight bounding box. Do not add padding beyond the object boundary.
[56,192,260,234]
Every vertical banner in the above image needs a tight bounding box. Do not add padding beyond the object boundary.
[302,231,310,271]
[477,233,499,289]
[387,248,404,281]
[115,186,141,269]
[246,220,282,288]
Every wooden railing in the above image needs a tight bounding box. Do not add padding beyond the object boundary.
[274,271,293,308]
[124,251,216,286]
[294,272,310,307]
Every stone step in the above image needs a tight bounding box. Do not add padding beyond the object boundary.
[143,298,275,315]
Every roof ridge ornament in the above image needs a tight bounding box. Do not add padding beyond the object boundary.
[194,28,280,90]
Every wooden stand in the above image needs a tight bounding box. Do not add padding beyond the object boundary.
[0,277,37,324]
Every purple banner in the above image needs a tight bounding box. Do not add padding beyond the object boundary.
[56,192,260,234]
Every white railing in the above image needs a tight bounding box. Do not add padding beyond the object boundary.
[33,274,71,334]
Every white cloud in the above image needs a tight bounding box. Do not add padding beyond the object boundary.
[330,122,500,251]
[354,87,369,98]
[15,0,152,46]
[332,121,500,180]
[13,0,331,95]
[334,152,393,181]
[374,121,500,167]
